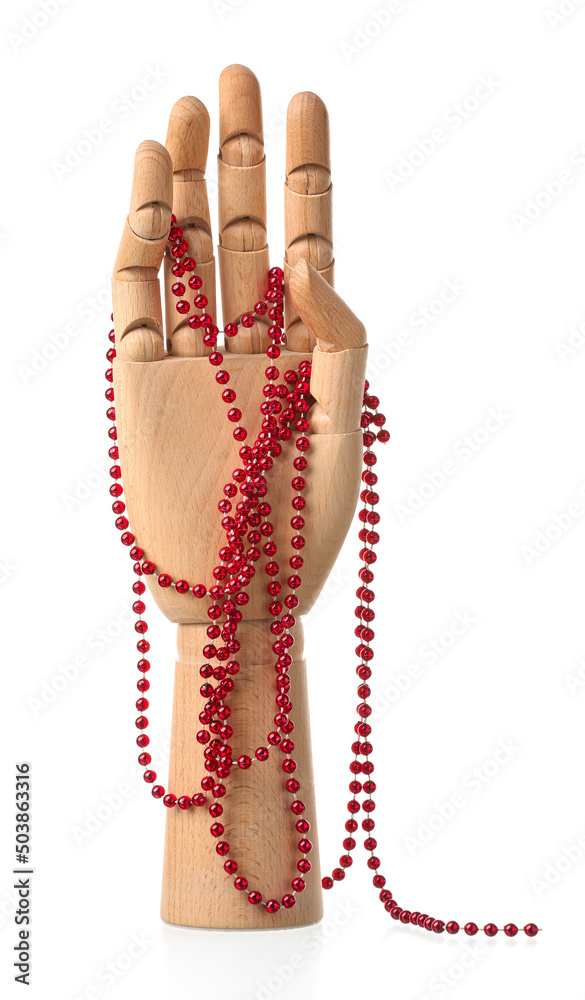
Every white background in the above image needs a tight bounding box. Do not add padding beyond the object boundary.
[1,0,582,996]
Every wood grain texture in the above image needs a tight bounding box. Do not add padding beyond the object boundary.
[161,621,323,928]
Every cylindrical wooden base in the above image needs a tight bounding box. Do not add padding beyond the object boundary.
[160,620,323,928]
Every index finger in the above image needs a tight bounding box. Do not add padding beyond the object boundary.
[284,93,333,351]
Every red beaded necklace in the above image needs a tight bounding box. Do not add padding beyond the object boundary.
[104,219,538,938]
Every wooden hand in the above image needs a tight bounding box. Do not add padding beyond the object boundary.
[111,65,368,928]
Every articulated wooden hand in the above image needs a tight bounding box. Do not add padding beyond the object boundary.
[112,65,367,928]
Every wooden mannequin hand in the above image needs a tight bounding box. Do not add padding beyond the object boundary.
[112,65,368,626]
[111,65,369,928]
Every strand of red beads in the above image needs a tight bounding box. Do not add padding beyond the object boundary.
[104,218,539,935]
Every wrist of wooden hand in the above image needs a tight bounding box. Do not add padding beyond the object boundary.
[177,618,305,664]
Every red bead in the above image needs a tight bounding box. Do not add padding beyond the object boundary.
[291,878,305,892]
[432,920,445,934]
[163,794,177,808]
[504,923,518,937]
[158,574,171,588]
[524,923,538,937]
[248,891,262,904]
[152,785,164,798]
[143,770,156,783]
[224,858,237,873]
[234,877,248,891]
[265,899,280,913]
[484,924,498,937]
[241,313,255,327]
[464,922,479,936]
[178,796,192,810]
[446,921,460,934]
[322,877,334,889]
[282,894,296,909]
[237,755,252,769]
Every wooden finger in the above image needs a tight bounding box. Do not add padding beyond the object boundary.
[284,93,334,352]
[165,97,215,357]
[218,64,269,354]
[112,140,172,362]
[289,260,367,434]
